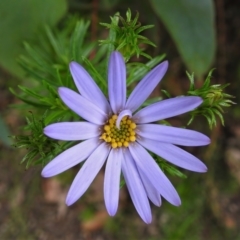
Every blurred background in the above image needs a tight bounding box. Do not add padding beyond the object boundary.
[0,0,240,239]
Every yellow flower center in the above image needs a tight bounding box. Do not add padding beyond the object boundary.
[100,114,137,148]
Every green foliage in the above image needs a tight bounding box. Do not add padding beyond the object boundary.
[0,114,12,146]
[155,155,187,179]
[13,112,72,168]
[126,54,166,86]
[10,17,96,166]
[17,18,94,89]
[0,0,67,77]
[11,18,94,108]
[150,0,216,78]
[100,9,156,61]
[187,70,235,128]
[10,82,61,109]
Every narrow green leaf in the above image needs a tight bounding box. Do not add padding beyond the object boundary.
[212,108,224,125]
[17,85,43,99]
[9,88,49,108]
[82,57,107,88]
[135,25,155,34]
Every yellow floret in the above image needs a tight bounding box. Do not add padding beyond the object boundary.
[130,136,136,142]
[130,123,136,129]
[109,119,114,124]
[111,142,118,148]
[130,131,135,136]
[104,125,110,131]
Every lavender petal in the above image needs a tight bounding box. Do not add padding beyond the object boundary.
[58,87,107,125]
[129,142,181,206]
[44,122,100,141]
[116,109,132,129]
[138,167,162,206]
[70,62,111,113]
[104,148,122,216]
[134,96,202,124]
[41,138,100,177]
[138,137,207,172]
[137,124,210,146]
[125,61,168,112]
[122,148,152,224]
[66,142,110,206]
[108,51,126,113]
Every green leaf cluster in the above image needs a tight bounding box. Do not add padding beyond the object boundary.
[10,18,99,112]
[187,70,235,128]
[17,18,94,90]
[100,9,156,61]
[13,112,73,168]
[10,18,97,165]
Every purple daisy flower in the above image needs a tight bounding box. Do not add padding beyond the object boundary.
[42,51,210,224]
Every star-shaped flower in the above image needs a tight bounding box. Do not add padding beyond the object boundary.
[42,51,210,223]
